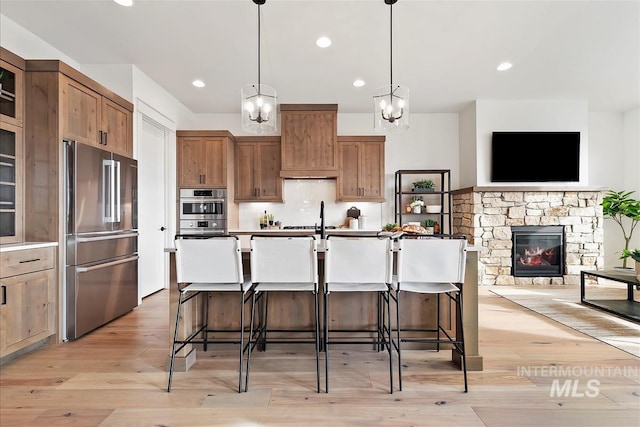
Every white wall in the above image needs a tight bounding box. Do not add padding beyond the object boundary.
[458,103,478,189]
[474,100,589,186]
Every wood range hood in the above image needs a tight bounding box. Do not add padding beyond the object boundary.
[279,104,339,179]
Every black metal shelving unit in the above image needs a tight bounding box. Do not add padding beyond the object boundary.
[394,169,452,234]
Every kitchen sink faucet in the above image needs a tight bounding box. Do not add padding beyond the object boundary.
[320,200,325,240]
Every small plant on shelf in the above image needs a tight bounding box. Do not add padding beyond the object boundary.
[409,199,425,213]
[424,219,436,227]
[411,179,435,193]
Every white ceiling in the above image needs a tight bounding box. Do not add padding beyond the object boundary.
[1,0,639,114]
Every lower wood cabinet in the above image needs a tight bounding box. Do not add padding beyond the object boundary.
[0,245,57,359]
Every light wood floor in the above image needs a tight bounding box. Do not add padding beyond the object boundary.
[1,287,638,427]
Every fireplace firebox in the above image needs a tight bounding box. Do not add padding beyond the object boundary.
[512,226,564,277]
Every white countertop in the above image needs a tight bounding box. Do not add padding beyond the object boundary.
[0,241,58,253]
[227,228,380,235]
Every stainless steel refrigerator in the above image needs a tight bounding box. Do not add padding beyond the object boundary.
[64,140,139,340]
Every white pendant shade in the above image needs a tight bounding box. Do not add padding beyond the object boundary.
[241,83,277,134]
[373,83,409,132]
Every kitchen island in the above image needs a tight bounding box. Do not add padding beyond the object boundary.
[166,231,483,374]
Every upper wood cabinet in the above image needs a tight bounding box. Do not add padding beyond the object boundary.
[280,104,338,178]
[25,60,133,158]
[235,136,282,202]
[60,74,132,156]
[336,135,385,202]
[60,74,101,147]
[176,130,232,188]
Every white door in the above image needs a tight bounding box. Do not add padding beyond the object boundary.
[138,115,169,299]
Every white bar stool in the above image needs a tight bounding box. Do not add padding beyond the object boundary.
[168,235,252,393]
[245,234,321,393]
[392,235,469,392]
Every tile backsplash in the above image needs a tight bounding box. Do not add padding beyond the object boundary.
[237,179,383,230]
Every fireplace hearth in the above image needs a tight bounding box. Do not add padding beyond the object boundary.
[512,226,564,277]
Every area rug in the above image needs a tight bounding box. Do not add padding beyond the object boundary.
[489,286,640,358]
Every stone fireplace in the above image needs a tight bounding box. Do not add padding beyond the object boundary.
[451,188,604,286]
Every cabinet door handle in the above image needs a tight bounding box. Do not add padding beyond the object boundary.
[99,130,104,144]
[103,131,108,146]
[19,258,41,264]
[1,285,5,305]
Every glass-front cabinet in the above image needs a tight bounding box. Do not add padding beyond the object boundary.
[0,122,23,243]
[1,49,25,244]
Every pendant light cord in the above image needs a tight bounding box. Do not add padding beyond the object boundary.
[389,1,393,89]
[257,2,261,89]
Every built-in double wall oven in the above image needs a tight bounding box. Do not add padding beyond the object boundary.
[179,188,226,235]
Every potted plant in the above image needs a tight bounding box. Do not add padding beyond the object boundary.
[410,199,424,213]
[602,190,640,268]
[423,218,436,234]
[411,179,435,193]
[620,249,640,281]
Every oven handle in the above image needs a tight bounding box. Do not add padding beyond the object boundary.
[76,255,139,273]
[180,198,226,203]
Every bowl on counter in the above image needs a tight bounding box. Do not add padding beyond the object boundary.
[426,205,442,213]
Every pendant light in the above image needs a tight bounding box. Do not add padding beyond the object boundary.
[373,0,409,132]
[241,0,277,134]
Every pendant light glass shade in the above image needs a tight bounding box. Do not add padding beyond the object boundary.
[241,83,277,134]
[373,83,409,132]
[374,0,409,132]
[241,0,277,134]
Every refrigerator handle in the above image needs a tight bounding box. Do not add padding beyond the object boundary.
[64,140,74,232]
[103,159,118,222]
[76,255,139,273]
[114,160,121,223]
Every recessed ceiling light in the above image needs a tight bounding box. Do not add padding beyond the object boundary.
[497,62,513,71]
[192,80,205,88]
[113,0,133,6]
[316,36,332,48]
[353,79,365,88]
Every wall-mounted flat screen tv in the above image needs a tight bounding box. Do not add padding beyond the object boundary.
[491,131,580,182]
